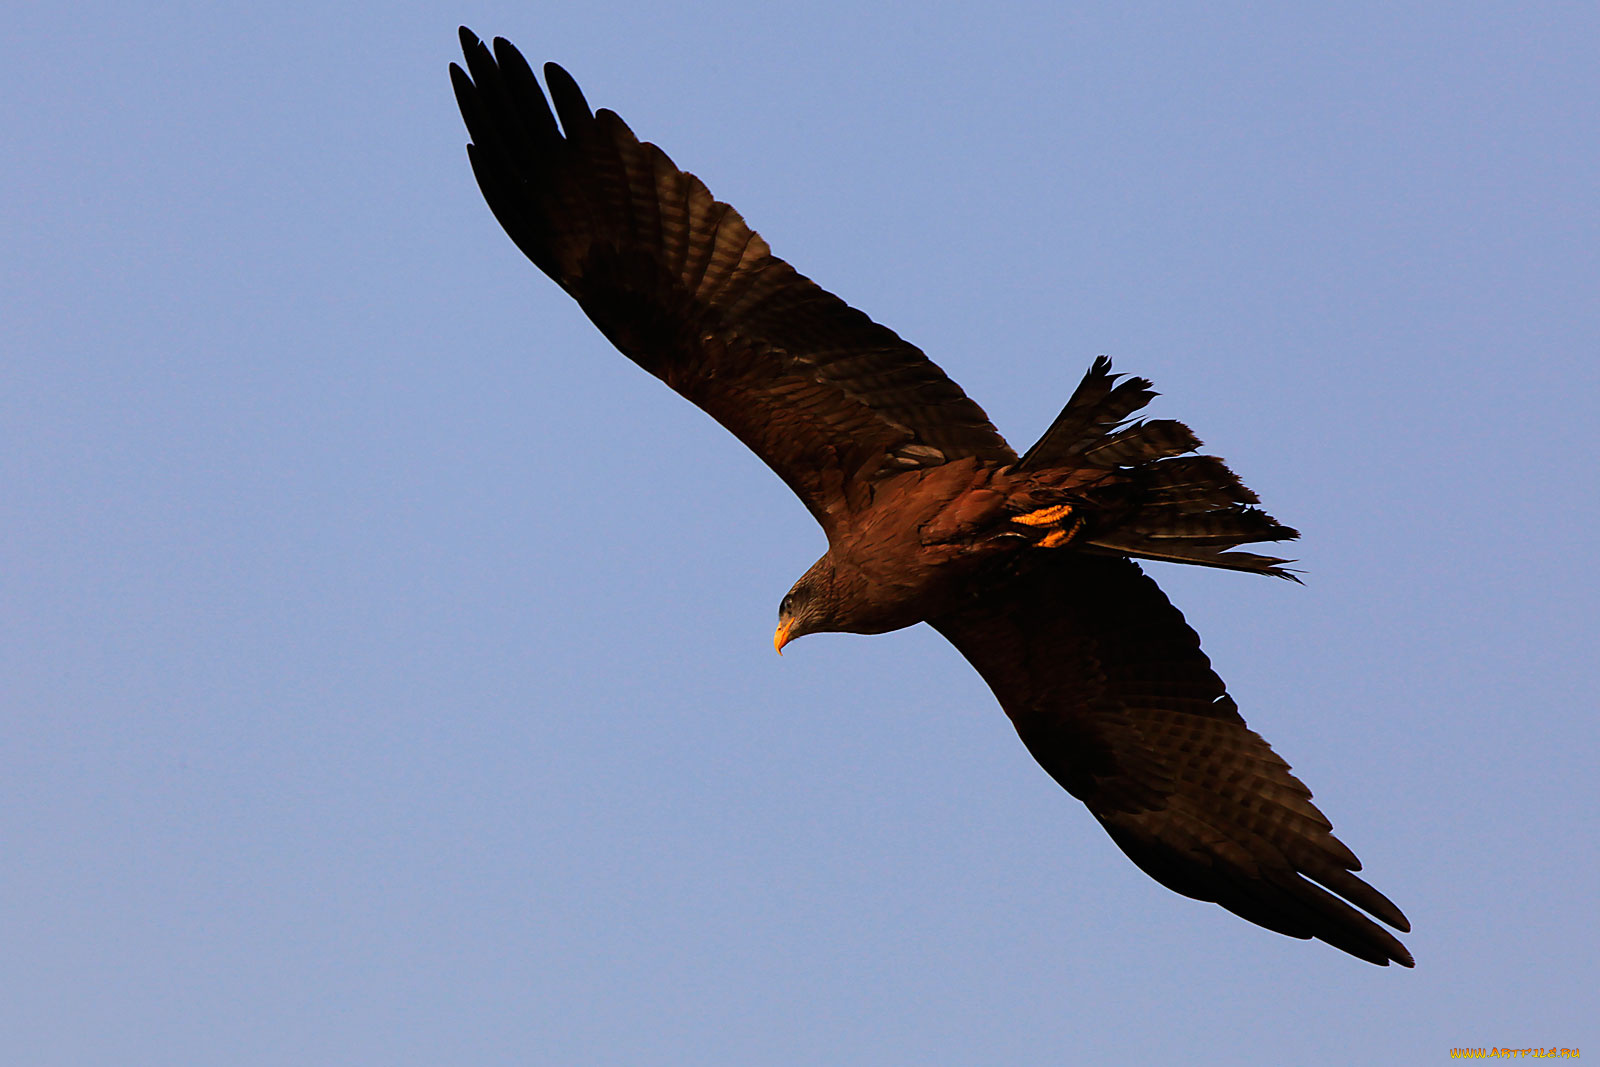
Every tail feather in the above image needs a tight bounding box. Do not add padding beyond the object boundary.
[1017,357,1159,470]
[1142,457,1261,504]
[1018,358,1299,579]
[1123,509,1290,544]
[1082,538,1300,579]
[1083,419,1200,468]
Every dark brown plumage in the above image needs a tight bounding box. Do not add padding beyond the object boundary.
[450,28,1412,967]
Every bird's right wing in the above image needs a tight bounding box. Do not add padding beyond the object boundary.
[931,554,1413,966]
[451,30,1015,534]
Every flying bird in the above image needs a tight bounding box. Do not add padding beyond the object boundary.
[450,28,1412,967]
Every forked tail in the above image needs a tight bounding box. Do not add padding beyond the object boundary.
[1017,357,1300,578]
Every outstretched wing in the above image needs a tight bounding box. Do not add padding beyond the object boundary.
[932,555,1412,967]
[451,29,1014,532]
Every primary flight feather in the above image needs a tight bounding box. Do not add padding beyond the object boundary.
[450,27,1412,967]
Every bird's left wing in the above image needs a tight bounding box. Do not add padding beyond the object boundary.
[931,554,1413,966]
[451,30,1015,533]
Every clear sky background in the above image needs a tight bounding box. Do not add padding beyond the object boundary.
[4,2,1596,1064]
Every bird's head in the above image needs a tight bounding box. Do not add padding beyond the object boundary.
[774,557,836,655]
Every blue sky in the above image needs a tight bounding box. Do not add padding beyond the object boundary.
[4,1,1596,1063]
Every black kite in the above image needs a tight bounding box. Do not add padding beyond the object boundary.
[450,28,1412,967]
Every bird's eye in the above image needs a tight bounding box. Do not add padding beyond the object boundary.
[779,594,793,617]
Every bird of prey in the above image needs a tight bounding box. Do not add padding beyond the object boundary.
[450,27,1412,967]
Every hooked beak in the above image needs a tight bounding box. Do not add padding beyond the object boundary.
[773,617,797,656]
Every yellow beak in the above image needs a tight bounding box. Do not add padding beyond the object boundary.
[774,617,797,655]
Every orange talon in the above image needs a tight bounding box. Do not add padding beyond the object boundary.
[1013,503,1075,527]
